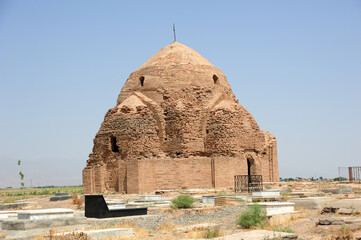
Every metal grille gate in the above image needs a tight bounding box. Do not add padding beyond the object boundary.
[234,175,263,193]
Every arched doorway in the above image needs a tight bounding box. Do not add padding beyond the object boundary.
[247,157,255,176]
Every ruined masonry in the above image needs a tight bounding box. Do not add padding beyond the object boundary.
[83,42,279,194]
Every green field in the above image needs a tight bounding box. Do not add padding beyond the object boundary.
[0,186,82,197]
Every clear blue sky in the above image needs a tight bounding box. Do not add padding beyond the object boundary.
[1,1,360,188]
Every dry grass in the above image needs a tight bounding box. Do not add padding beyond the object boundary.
[32,229,89,240]
[269,212,306,226]
[0,232,7,239]
[154,221,177,232]
[84,221,150,239]
[326,224,354,240]
[184,226,222,239]
[72,193,83,209]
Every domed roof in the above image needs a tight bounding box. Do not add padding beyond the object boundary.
[138,42,214,69]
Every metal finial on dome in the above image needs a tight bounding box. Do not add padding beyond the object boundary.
[173,23,176,42]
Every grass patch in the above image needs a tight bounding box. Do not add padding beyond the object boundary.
[216,191,227,196]
[204,226,220,239]
[170,195,195,209]
[1,197,21,204]
[236,204,267,229]
[273,226,294,233]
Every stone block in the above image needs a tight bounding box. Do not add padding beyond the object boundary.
[338,208,355,215]
[317,218,345,225]
[289,197,336,209]
[17,208,74,220]
[202,196,215,205]
[55,192,69,196]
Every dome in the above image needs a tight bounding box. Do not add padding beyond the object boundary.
[117,42,233,105]
[138,42,214,70]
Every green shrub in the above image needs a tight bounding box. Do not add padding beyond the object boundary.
[204,226,220,238]
[236,204,267,228]
[170,194,195,209]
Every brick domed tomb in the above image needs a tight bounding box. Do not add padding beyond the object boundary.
[83,42,279,194]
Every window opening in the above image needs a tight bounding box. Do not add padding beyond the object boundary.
[139,76,145,86]
[111,136,119,152]
[213,74,219,84]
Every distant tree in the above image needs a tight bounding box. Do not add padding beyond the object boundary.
[18,160,24,188]
[334,177,347,181]
[283,178,295,182]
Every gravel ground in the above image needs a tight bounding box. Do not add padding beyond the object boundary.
[124,206,247,230]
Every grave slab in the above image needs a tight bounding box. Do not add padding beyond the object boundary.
[50,195,72,201]
[248,202,295,216]
[17,208,74,220]
[0,203,28,210]
[338,208,355,215]
[54,228,135,239]
[289,197,336,209]
[202,196,216,205]
[139,195,161,201]
[251,196,283,202]
[252,191,280,197]
[55,192,69,196]
[0,211,17,219]
[85,195,147,218]
[2,224,90,240]
[1,216,87,230]
[327,198,361,211]
[321,188,353,194]
[108,203,126,209]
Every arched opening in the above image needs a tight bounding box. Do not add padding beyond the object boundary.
[110,136,119,152]
[247,157,254,176]
[139,76,145,87]
[213,74,219,84]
